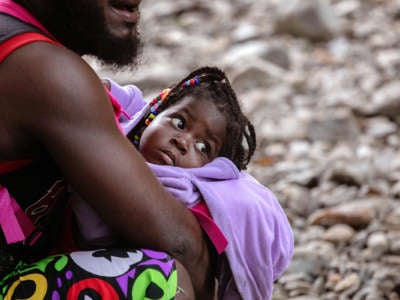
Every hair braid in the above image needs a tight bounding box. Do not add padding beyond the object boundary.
[130,66,257,170]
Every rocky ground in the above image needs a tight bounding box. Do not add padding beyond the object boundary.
[91,0,400,299]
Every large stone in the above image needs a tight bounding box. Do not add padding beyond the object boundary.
[274,0,341,41]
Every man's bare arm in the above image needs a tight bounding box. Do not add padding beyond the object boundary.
[0,41,213,298]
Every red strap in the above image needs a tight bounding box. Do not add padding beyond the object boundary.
[0,159,31,174]
[189,201,228,254]
[0,33,60,173]
[107,89,123,118]
[0,0,55,38]
[0,32,60,63]
[106,89,126,133]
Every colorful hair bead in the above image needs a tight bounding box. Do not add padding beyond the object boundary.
[182,76,200,87]
[149,89,171,107]
[160,89,171,100]
[145,113,156,126]
[132,133,140,146]
[150,106,158,114]
[132,88,172,146]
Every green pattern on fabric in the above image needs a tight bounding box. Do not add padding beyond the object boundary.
[131,269,178,300]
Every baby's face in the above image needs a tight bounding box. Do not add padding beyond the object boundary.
[139,96,227,168]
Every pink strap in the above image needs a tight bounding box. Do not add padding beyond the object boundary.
[0,0,56,40]
[0,186,35,244]
[190,201,228,254]
[106,89,126,134]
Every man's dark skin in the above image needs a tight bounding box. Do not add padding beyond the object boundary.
[0,0,215,298]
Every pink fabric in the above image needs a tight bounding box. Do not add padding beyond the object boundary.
[189,201,228,254]
[0,0,55,39]
[0,186,34,244]
[106,89,125,134]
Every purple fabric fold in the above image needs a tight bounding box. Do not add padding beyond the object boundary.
[105,78,148,134]
[149,158,294,299]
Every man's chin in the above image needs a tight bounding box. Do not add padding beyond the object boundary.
[91,34,142,68]
[96,50,141,70]
[97,47,141,69]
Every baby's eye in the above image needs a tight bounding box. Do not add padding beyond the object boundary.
[195,141,210,154]
[171,116,185,129]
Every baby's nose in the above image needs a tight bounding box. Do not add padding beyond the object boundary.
[171,135,189,154]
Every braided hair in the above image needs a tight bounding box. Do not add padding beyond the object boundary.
[128,66,256,170]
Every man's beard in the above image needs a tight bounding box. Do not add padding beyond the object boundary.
[85,26,142,68]
[49,1,142,68]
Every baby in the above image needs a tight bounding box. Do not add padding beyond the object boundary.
[72,66,294,299]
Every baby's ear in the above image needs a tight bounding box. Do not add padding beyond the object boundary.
[101,79,111,91]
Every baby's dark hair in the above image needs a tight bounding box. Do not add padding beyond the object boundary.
[129,66,256,170]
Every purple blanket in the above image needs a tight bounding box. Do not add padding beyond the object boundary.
[149,158,294,299]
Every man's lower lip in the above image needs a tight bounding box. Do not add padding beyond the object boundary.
[111,7,138,23]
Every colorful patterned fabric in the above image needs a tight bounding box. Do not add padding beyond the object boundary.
[0,248,178,299]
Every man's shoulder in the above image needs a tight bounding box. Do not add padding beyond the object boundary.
[0,39,114,141]
[3,40,101,103]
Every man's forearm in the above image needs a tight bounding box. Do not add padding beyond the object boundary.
[176,238,214,299]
